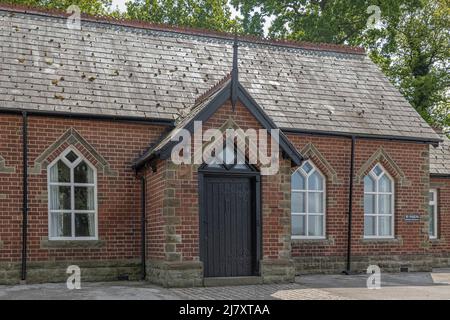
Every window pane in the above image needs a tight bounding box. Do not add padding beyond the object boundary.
[308,192,323,214]
[308,171,323,190]
[74,161,94,184]
[364,194,375,214]
[429,205,436,237]
[429,192,434,202]
[224,144,235,165]
[292,171,306,190]
[75,213,95,237]
[379,175,392,192]
[50,185,71,210]
[50,212,71,237]
[364,175,375,192]
[65,151,79,163]
[233,163,249,170]
[378,195,392,214]
[364,216,376,236]
[75,187,95,210]
[292,215,305,236]
[292,191,305,213]
[373,165,383,176]
[50,160,70,183]
[308,215,324,237]
[302,161,313,174]
[378,216,392,236]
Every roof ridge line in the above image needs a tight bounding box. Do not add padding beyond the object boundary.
[0,3,366,55]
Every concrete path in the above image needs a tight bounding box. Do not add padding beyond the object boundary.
[0,282,180,300]
[296,271,450,300]
[0,270,449,300]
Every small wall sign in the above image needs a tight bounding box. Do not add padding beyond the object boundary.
[404,214,420,222]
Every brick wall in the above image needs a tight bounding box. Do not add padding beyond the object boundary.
[288,134,432,272]
[0,114,166,266]
[352,140,430,256]
[145,160,167,261]
[430,176,450,265]
[1,109,447,284]
[143,101,295,285]
[152,101,293,262]
[0,115,22,262]
[288,134,351,261]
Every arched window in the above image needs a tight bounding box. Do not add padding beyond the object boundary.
[364,164,394,238]
[48,148,97,240]
[291,161,326,238]
[428,189,438,239]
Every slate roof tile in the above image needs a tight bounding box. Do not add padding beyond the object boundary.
[430,133,450,176]
[0,7,440,143]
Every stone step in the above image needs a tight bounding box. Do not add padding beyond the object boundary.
[203,276,263,287]
[431,273,450,284]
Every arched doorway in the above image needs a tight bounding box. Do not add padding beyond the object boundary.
[198,144,261,278]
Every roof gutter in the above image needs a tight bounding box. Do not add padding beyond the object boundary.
[430,173,450,178]
[0,108,175,127]
[133,151,159,173]
[282,128,442,147]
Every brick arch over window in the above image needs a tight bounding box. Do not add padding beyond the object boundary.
[29,128,117,176]
[356,147,408,186]
[300,143,339,184]
[0,155,15,173]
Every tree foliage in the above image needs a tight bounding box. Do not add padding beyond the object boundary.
[368,0,449,129]
[124,0,238,32]
[2,0,113,15]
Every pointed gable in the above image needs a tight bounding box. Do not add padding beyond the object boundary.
[133,80,303,170]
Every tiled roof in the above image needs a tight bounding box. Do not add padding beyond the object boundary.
[0,6,440,141]
[143,82,227,162]
[430,133,450,176]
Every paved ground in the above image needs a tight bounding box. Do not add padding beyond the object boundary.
[0,270,449,300]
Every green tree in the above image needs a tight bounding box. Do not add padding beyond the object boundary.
[231,0,449,130]
[2,0,113,15]
[124,0,239,32]
[369,0,449,129]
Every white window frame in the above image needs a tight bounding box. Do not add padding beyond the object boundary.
[291,160,326,240]
[429,189,438,239]
[364,163,395,239]
[47,147,98,241]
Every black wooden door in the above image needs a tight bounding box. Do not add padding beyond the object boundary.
[202,176,255,278]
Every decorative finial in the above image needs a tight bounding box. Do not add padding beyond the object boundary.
[231,32,238,111]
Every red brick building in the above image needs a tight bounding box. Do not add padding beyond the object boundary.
[0,5,449,286]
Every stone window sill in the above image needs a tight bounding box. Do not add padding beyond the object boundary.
[291,237,335,246]
[429,238,445,245]
[40,238,105,249]
[360,238,402,245]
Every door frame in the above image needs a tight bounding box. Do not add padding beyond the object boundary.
[198,167,262,277]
